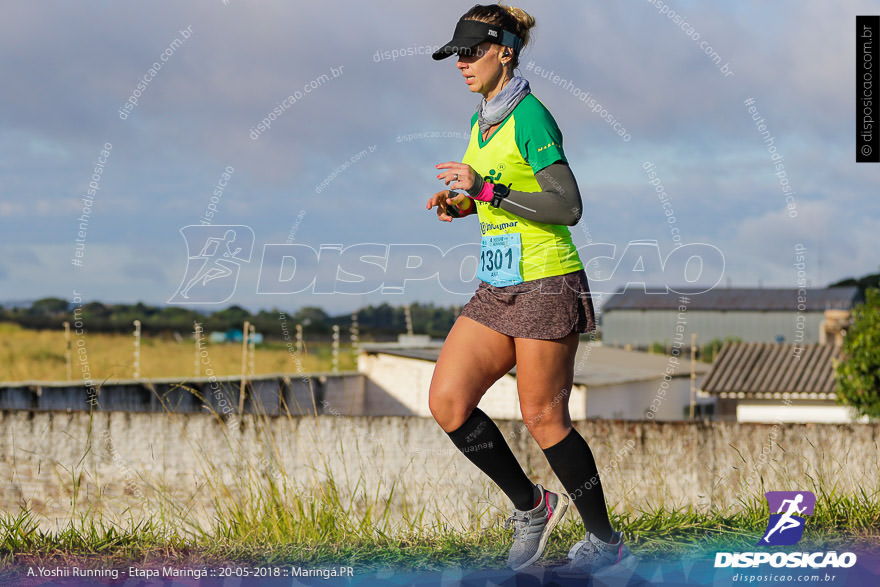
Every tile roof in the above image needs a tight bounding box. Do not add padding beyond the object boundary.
[700,342,840,397]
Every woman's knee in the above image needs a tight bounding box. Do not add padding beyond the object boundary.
[429,384,474,432]
[520,404,571,445]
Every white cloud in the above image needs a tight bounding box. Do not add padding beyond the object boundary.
[729,200,880,287]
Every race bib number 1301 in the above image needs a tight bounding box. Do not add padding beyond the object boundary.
[478,233,523,287]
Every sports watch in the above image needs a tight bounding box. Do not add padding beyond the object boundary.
[490,183,510,208]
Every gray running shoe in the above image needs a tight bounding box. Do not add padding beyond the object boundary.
[505,484,569,571]
[563,530,631,575]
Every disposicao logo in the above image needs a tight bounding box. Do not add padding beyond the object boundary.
[714,490,858,570]
[759,490,815,546]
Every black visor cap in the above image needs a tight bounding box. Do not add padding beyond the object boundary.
[432,19,522,60]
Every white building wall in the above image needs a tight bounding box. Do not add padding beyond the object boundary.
[358,353,587,420]
[737,403,862,423]
[584,378,696,420]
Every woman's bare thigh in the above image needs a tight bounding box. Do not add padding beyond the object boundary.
[428,315,517,432]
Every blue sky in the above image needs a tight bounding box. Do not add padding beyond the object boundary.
[2,0,877,315]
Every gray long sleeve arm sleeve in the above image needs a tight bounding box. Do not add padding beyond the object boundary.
[469,163,583,226]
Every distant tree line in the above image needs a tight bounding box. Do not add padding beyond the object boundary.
[0,298,460,340]
[6,271,875,342]
[830,271,880,299]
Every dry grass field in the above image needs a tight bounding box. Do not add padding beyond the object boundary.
[0,322,356,382]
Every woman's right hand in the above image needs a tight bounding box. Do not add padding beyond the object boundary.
[427,190,472,222]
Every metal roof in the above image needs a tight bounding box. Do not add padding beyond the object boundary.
[700,342,840,396]
[601,287,860,312]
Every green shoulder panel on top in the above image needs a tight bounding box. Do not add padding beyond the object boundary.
[470,111,479,130]
[512,94,567,173]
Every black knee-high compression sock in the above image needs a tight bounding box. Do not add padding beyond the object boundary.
[542,428,614,542]
[446,408,539,511]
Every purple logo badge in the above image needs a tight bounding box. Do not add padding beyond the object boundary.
[759,491,816,546]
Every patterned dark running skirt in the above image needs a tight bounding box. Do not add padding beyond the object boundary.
[459,269,596,340]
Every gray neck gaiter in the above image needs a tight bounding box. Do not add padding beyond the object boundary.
[477,76,531,135]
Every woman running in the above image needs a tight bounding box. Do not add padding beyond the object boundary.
[426,3,630,574]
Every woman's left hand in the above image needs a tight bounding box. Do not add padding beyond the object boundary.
[436,162,477,192]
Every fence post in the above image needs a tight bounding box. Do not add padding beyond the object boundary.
[331,325,340,373]
[63,321,72,381]
[133,320,142,378]
[248,323,256,377]
[404,305,413,336]
[194,322,203,377]
[239,320,249,414]
[690,332,697,419]
[350,312,359,362]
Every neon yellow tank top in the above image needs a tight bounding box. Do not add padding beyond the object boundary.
[462,94,583,283]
